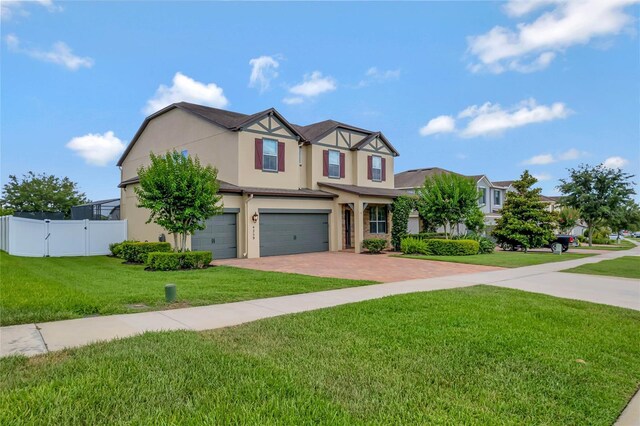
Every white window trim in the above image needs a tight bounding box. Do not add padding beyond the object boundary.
[263,139,278,172]
[494,190,501,205]
[479,187,487,205]
[371,155,382,182]
[369,206,387,234]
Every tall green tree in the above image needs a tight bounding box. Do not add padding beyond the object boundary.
[557,206,580,234]
[608,201,640,235]
[416,173,480,239]
[464,204,486,235]
[557,164,635,246]
[1,171,87,218]
[492,171,557,252]
[135,151,223,252]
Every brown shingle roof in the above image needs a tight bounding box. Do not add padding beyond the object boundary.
[393,167,461,189]
[118,177,334,199]
[493,180,515,188]
[318,182,406,199]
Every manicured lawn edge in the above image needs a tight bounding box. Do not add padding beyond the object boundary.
[392,251,594,268]
[562,256,640,279]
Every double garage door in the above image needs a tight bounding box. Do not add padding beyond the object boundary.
[260,211,329,257]
[192,211,329,258]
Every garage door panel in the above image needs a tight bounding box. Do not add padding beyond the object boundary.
[260,213,329,257]
[192,213,237,259]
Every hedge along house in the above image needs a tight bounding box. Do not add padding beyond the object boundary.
[117,102,404,259]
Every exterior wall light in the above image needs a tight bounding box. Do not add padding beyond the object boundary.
[252,212,259,223]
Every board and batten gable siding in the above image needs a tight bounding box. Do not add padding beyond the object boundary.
[237,114,300,189]
[120,108,240,186]
[308,129,395,190]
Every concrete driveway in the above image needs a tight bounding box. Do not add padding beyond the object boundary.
[214,251,501,282]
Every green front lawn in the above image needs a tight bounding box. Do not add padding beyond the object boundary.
[0,252,375,326]
[396,250,594,268]
[562,256,640,279]
[575,240,635,251]
[2,286,638,424]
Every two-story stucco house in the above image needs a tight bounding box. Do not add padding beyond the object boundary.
[117,102,404,259]
[393,167,515,234]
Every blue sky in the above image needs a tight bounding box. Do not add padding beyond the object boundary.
[2,0,639,201]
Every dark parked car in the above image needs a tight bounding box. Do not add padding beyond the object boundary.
[500,235,574,252]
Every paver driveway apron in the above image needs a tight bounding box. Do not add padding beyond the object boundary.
[214,251,501,282]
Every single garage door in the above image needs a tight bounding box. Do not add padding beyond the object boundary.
[260,212,329,257]
[191,213,237,259]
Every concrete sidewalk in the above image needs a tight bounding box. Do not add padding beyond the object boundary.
[2,244,639,358]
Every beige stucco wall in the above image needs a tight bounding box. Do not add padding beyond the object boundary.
[236,130,300,189]
[120,108,240,185]
[354,150,394,189]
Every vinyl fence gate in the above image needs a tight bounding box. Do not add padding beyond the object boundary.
[0,216,127,257]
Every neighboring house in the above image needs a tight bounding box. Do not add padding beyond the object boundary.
[117,102,404,258]
[394,167,515,234]
[540,195,588,236]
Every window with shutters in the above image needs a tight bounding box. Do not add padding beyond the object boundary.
[369,206,387,234]
[328,150,340,178]
[263,139,278,172]
[371,156,382,181]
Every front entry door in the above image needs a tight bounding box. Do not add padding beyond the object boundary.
[344,209,352,248]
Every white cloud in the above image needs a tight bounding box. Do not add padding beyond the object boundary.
[523,154,555,165]
[419,115,456,136]
[282,97,304,105]
[421,98,571,138]
[284,71,336,104]
[66,131,125,166]
[144,72,228,114]
[357,67,401,87]
[533,172,553,181]
[468,0,639,73]
[248,55,279,92]
[522,148,585,165]
[460,99,570,137]
[1,0,61,20]
[602,156,629,169]
[5,34,93,70]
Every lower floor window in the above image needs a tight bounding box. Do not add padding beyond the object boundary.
[369,206,387,234]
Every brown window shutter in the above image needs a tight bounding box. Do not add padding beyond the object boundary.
[255,138,263,169]
[339,152,345,178]
[367,155,373,180]
[323,150,329,177]
[277,142,285,172]
[381,157,386,181]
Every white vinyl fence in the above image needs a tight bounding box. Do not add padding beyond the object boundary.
[0,216,127,257]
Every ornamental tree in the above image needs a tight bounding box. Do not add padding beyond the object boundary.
[557,164,635,246]
[1,171,87,218]
[557,206,580,234]
[416,173,480,239]
[492,171,557,252]
[135,151,223,252]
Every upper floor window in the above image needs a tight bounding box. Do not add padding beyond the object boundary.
[369,206,387,234]
[494,190,501,205]
[479,188,487,205]
[372,156,382,181]
[328,150,340,178]
[263,139,278,172]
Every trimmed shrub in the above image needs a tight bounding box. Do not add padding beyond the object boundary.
[463,234,496,254]
[362,238,387,254]
[409,232,448,241]
[146,251,212,271]
[120,242,172,263]
[109,240,136,258]
[400,237,429,255]
[391,195,416,251]
[425,239,479,256]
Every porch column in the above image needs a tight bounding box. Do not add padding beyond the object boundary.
[354,201,364,254]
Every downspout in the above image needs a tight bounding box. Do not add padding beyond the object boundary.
[243,193,254,258]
